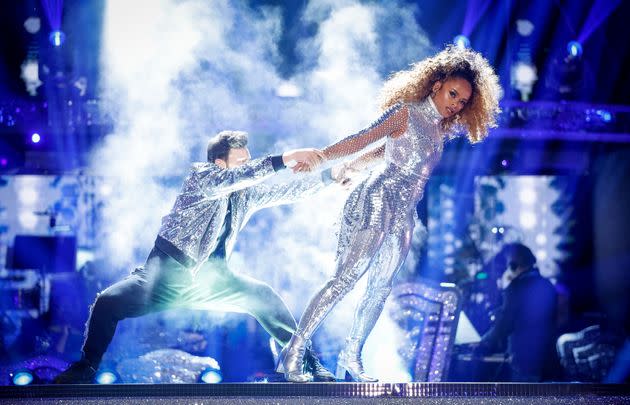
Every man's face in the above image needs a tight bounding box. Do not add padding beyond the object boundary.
[497,258,516,290]
[506,257,519,272]
[215,147,250,169]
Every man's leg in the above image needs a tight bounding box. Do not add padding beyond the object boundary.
[81,271,153,366]
[187,259,296,346]
[55,248,184,383]
[185,259,335,380]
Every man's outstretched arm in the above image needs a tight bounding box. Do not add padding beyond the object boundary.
[246,166,336,211]
[196,149,323,199]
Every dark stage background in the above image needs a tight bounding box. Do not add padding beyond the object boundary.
[1,0,629,385]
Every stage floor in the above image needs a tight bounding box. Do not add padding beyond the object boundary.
[1,383,629,404]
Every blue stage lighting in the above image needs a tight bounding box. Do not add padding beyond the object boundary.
[11,371,34,386]
[95,370,119,384]
[567,41,582,58]
[49,30,66,47]
[597,109,612,122]
[453,35,470,49]
[1,157,7,167]
[31,133,41,143]
[199,367,223,383]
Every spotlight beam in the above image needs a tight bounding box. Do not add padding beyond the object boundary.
[461,0,493,36]
[578,0,622,43]
[40,0,64,30]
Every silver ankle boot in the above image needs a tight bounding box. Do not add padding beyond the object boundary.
[276,334,312,383]
[335,338,378,382]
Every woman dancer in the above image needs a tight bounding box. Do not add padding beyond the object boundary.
[280,46,502,382]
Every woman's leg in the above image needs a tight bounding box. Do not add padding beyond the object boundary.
[338,227,412,381]
[280,228,385,381]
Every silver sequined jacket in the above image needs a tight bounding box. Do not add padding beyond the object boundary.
[156,155,327,269]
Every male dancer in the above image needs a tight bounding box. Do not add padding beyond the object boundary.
[54,130,335,383]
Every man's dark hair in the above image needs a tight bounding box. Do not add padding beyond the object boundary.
[207,130,249,162]
[502,243,537,269]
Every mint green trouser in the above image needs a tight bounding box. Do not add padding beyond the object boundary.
[82,247,296,366]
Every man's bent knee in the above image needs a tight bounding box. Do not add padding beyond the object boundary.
[90,289,139,321]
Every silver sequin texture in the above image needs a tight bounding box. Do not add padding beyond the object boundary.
[116,349,219,384]
[4,384,627,404]
[5,396,628,404]
[158,156,325,270]
[296,98,446,358]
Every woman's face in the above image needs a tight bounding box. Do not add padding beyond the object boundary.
[430,76,472,119]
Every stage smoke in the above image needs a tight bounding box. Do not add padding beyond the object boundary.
[95,0,432,381]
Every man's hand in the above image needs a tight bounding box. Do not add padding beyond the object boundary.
[283,148,325,173]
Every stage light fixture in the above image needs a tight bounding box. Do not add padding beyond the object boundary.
[1,157,7,167]
[11,370,34,386]
[199,367,223,383]
[511,62,538,101]
[519,211,537,230]
[514,63,537,84]
[24,17,41,34]
[567,41,582,58]
[501,159,509,168]
[17,185,38,205]
[21,60,39,82]
[597,109,612,123]
[453,35,470,49]
[49,30,66,47]
[31,133,41,143]
[20,60,42,96]
[518,187,537,205]
[95,370,119,384]
[516,19,534,36]
[18,209,38,230]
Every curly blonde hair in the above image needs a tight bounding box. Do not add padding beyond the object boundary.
[380,45,502,142]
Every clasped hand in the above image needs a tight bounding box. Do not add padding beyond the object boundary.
[282,148,325,173]
[282,149,357,189]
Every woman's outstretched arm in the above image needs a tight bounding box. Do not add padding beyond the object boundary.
[345,143,385,172]
[330,144,385,187]
[322,103,408,161]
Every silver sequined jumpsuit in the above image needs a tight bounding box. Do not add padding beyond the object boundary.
[295,97,446,353]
